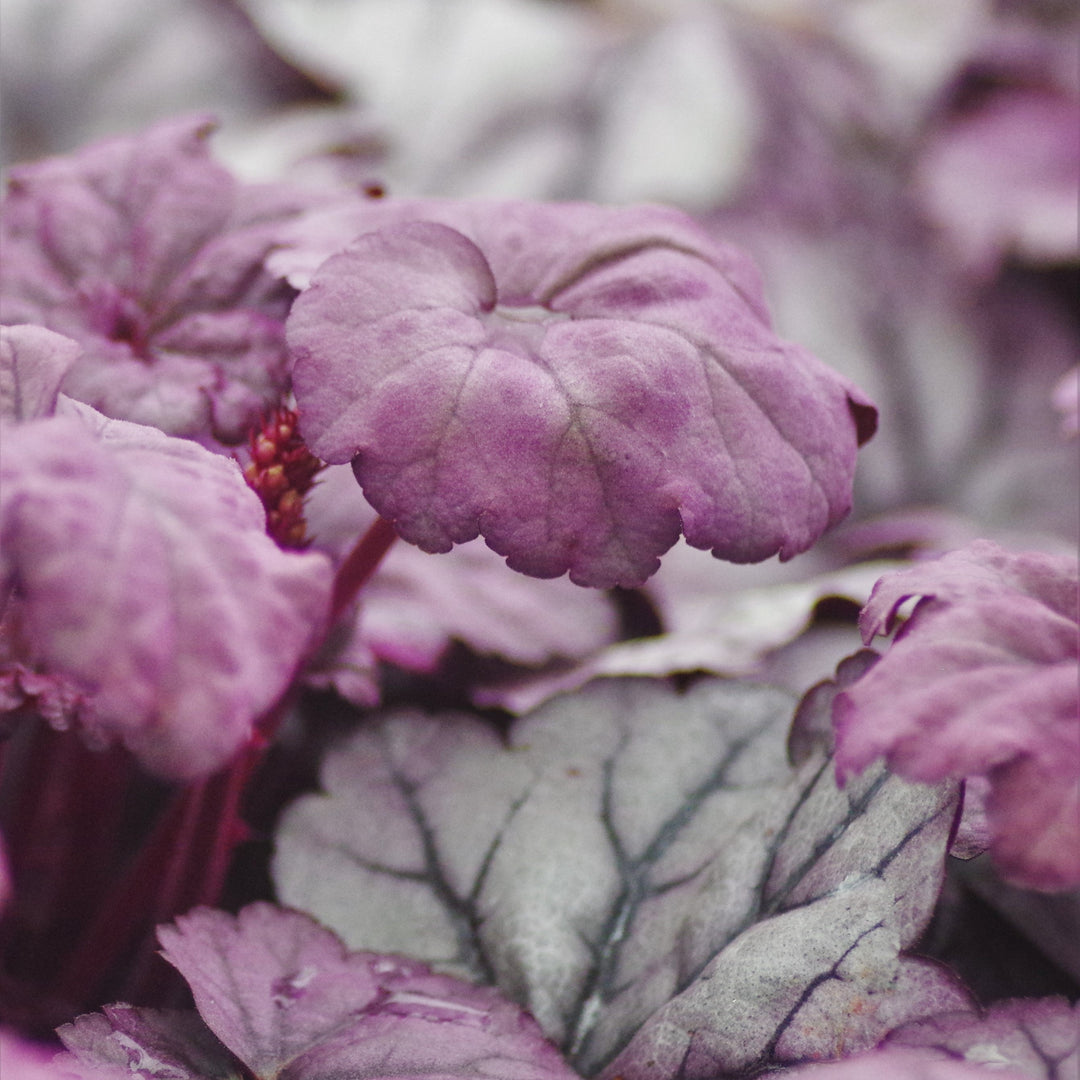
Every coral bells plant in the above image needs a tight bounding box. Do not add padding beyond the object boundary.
[0,32,1078,1076]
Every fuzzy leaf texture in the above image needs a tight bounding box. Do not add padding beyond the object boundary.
[0,114,306,443]
[285,200,877,587]
[0,324,81,422]
[55,904,580,1080]
[0,399,332,778]
[833,540,1080,891]
[274,676,965,1078]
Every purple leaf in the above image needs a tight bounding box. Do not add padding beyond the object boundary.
[1053,366,1078,439]
[154,903,579,1080]
[914,84,1080,274]
[0,115,305,443]
[887,996,1080,1079]
[57,1007,236,1080]
[0,401,332,778]
[780,1045,1034,1079]
[833,541,1080,890]
[274,677,964,1078]
[286,199,876,587]
[0,325,80,421]
[2,1028,88,1080]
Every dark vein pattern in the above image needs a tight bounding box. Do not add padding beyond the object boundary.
[273,677,962,1080]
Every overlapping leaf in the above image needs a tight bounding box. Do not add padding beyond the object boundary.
[286,199,876,587]
[0,115,306,442]
[887,996,1079,1079]
[833,541,1080,890]
[304,462,619,679]
[0,324,80,422]
[0,400,332,778]
[56,905,580,1080]
[274,676,963,1077]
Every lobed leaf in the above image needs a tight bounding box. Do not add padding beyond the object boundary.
[833,541,1080,890]
[286,199,876,587]
[0,115,304,442]
[274,676,963,1077]
[57,904,581,1080]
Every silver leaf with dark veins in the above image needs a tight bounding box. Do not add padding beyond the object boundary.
[274,677,965,1078]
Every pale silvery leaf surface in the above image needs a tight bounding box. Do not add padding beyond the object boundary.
[0,324,80,422]
[0,115,304,443]
[233,0,757,208]
[887,996,1080,1079]
[286,198,876,588]
[274,676,964,1077]
[57,904,579,1080]
[304,463,619,676]
[833,540,1080,891]
[0,0,304,167]
[237,0,602,200]
[0,400,333,778]
[477,555,888,714]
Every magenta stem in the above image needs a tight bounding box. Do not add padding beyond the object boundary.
[329,515,399,624]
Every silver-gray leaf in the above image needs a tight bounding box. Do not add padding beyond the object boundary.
[274,677,964,1078]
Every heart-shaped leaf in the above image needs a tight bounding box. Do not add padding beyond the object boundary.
[274,676,964,1077]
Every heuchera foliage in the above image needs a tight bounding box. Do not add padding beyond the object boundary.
[0,391,332,778]
[55,904,578,1079]
[285,199,876,587]
[0,115,305,444]
[832,541,1080,892]
[0,25,1076,1070]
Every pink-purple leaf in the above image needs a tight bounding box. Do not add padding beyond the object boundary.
[0,115,304,443]
[57,1007,235,1080]
[55,906,580,1078]
[274,676,964,1078]
[833,541,1080,891]
[0,400,332,778]
[887,996,1079,1079]
[286,199,876,587]
[0,324,80,421]
[780,1045,1033,1080]
[915,84,1080,273]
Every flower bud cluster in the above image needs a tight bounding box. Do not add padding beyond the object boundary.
[243,407,325,549]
